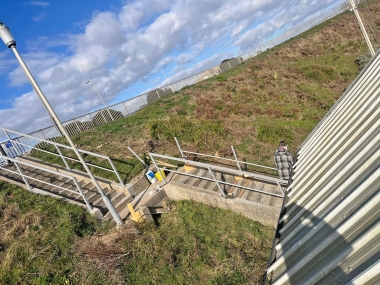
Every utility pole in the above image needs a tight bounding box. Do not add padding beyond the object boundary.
[349,0,375,56]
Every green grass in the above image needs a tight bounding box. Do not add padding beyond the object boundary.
[0,181,107,284]
[0,182,274,284]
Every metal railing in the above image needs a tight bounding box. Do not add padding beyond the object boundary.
[0,5,349,148]
[174,137,277,174]
[0,155,92,211]
[148,152,287,198]
[2,128,124,186]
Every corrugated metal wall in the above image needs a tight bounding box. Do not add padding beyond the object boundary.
[266,50,380,284]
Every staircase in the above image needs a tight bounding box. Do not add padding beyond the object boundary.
[169,166,284,208]
[0,162,133,221]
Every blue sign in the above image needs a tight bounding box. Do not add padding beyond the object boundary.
[5,141,12,148]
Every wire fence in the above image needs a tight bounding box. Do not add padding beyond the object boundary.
[0,5,349,158]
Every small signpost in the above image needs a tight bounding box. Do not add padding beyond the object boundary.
[5,141,12,148]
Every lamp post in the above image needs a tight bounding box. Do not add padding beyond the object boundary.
[85,78,114,121]
[161,67,174,93]
[0,21,123,225]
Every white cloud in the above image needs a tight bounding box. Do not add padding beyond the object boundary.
[33,12,47,22]
[0,0,345,139]
[24,1,50,8]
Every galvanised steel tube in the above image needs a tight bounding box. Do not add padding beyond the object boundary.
[0,22,122,225]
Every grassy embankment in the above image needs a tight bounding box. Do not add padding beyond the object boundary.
[0,4,376,284]
[29,9,367,182]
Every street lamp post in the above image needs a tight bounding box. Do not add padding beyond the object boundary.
[161,67,174,93]
[0,22,123,225]
[85,78,114,121]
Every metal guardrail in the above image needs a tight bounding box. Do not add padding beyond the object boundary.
[0,155,92,211]
[148,152,287,198]
[174,137,277,173]
[2,128,124,186]
[0,6,348,147]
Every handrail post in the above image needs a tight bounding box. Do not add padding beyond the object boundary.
[14,161,32,190]
[72,177,92,211]
[174,137,185,158]
[107,157,124,186]
[276,181,285,197]
[55,145,71,170]
[207,167,226,197]
[231,146,242,171]
[149,153,167,184]
[127,146,148,168]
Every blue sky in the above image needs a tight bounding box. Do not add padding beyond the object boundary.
[0,0,346,139]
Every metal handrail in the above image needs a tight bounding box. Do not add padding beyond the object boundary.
[149,152,286,198]
[3,128,124,186]
[174,137,277,172]
[0,155,92,211]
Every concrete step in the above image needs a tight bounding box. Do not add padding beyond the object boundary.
[184,168,201,185]
[229,178,244,197]
[196,171,212,188]
[176,167,198,184]
[249,181,264,202]
[188,169,206,186]
[241,181,254,200]
[259,184,275,206]
[206,171,222,192]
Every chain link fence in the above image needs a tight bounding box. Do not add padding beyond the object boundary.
[0,5,349,159]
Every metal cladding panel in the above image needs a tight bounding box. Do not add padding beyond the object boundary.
[266,50,380,285]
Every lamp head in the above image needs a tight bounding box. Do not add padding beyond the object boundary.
[0,21,16,48]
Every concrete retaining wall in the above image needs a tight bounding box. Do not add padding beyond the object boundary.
[163,181,281,227]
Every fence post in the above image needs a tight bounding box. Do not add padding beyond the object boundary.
[231,146,242,171]
[127,146,148,168]
[207,167,226,197]
[72,177,93,211]
[40,131,47,140]
[55,145,71,170]
[14,161,32,190]
[149,153,167,184]
[174,137,185,158]
[122,102,130,116]
[74,121,82,133]
[107,157,124,187]
[140,95,146,106]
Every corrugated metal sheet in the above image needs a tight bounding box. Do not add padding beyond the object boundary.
[265,50,380,285]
